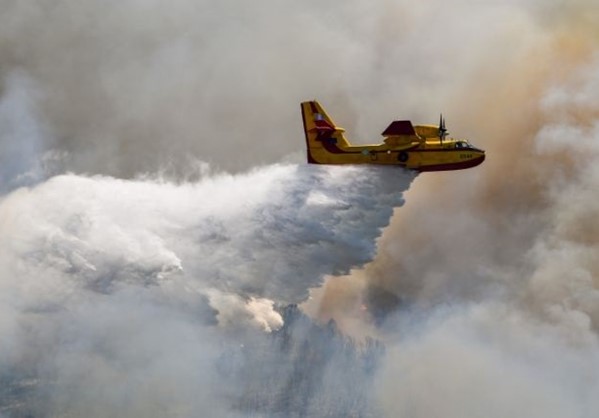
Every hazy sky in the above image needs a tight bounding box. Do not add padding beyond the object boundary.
[1,0,599,416]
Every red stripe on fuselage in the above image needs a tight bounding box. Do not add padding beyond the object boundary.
[320,140,361,154]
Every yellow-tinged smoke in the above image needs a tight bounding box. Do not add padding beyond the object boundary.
[2,0,599,416]
[309,0,599,338]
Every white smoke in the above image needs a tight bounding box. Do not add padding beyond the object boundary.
[527,53,599,329]
[0,163,413,415]
[1,0,599,416]
[376,304,599,418]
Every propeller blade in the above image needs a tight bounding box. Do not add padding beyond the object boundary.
[439,113,447,143]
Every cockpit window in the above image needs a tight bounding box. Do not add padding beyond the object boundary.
[455,141,470,149]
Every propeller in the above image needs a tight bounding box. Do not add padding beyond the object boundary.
[439,114,448,143]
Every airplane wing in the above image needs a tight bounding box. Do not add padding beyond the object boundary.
[382,120,416,136]
[382,120,419,147]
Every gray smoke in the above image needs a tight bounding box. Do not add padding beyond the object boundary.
[0,164,412,416]
[311,4,599,417]
[2,0,599,416]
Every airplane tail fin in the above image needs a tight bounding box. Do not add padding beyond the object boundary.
[301,100,350,163]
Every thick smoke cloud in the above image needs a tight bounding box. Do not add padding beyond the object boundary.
[0,0,542,177]
[2,0,599,416]
[1,0,397,176]
[375,304,599,418]
[0,164,412,415]
[305,1,599,416]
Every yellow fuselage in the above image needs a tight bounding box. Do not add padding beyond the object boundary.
[307,138,485,172]
[302,101,485,172]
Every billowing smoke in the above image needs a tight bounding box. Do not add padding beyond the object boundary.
[1,0,599,416]
[0,164,411,415]
[307,2,599,417]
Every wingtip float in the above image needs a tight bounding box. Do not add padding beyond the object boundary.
[301,100,485,172]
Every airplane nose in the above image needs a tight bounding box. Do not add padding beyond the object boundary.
[467,150,485,168]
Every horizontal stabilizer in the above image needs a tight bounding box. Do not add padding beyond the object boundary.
[382,120,416,136]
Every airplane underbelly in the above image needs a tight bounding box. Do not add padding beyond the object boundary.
[413,150,485,171]
[308,147,484,171]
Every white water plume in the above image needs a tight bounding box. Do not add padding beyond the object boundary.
[0,164,413,305]
[1,0,599,416]
[0,163,413,415]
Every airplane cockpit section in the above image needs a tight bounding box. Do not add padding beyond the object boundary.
[455,140,484,152]
[455,140,468,149]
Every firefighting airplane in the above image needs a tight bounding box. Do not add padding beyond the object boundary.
[301,100,485,172]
